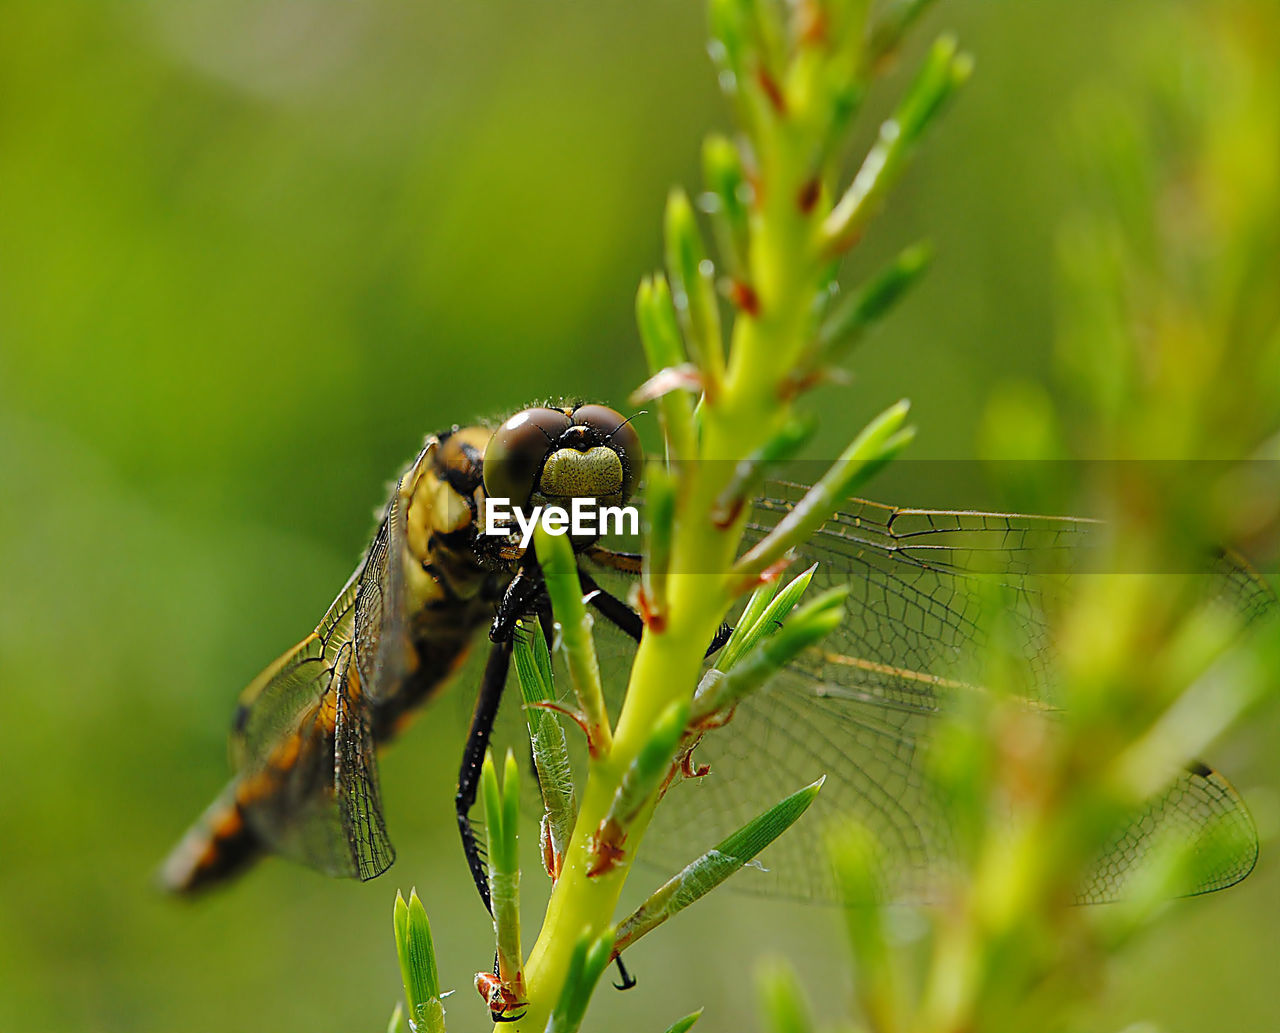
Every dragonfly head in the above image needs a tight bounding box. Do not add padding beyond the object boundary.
[482,403,644,513]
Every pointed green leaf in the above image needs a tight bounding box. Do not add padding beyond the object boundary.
[661,1009,705,1033]
[823,37,971,255]
[702,135,750,276]
[513,618,577,870]
[710,417,818,531]
[696,587,847,721]
[720,579,784,671]
[535,524,613,754]
[815,242,933,364]
[546,926,616,1033]
[393,890,445,1033]
[665,188,724,391]
[482,750,524,998]
[636,276,697,461]
[732,400,915,587]
[717,563,819,673]
[643,465,677,627]
[614,778,823,954]
[601,701,690,834]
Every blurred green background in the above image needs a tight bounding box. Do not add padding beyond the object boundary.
[1,2,1276,1031]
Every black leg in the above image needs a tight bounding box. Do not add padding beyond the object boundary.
[456,637,514,913]
[492,567,545,643]
[578,570,644,642]
[578,569,733,659]
[612,955,637,991]
[706,620,733,657]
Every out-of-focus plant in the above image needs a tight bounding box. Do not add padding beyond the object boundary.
[755,4,1280,1033]
[384,0,968,1029]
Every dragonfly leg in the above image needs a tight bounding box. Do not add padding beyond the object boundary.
[612,955,637,991]
[705,620,733,657]
[491,567,545,642]
[577,569,644,641]
[578,569,732,659]
[583,544,643,574]
[455,636,514,913]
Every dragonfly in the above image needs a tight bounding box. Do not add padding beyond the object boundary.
[161,402,1275,911]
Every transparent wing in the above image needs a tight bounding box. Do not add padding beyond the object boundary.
[233,640,395,881]
[588,482,1274,903]
[219,447,435,882]
[1077,763,1258,904]
[335,652,396,880]
[355,513,397,700]
[228,563,395,881]
[231,571,361,773]
[355,443,430,703]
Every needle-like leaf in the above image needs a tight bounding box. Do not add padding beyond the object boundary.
[665,188,725,396]
[481,750,525,1010]
[513,619,577,878]
[393,890,446,1033]
[823,37,971,256]
[731,400,915,588]
[613,778,824,955]
[535,525,613,756]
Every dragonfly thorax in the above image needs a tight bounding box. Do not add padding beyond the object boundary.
[402,425,506,611]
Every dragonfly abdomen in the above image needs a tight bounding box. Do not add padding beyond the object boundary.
[371,612,491,743]
[158,783,260,894]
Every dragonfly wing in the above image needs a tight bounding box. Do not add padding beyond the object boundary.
[222,446,438,881]
[355,445,429,703]
[748,483,1094,708]
[232,631,394,881]
[1079,762,1259,904]
[647,658,948,901]
[650,665,1263,903]
[603,484,1273,902]
[231,572,360,772]
[335,658,396,880]
[751,482,1275,710]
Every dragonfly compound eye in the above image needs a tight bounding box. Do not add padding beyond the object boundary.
[482,407,572,506]
[565,404,644,502]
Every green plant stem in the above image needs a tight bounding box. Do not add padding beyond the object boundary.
[511,144,823,1029]
[501,11,963,1030]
